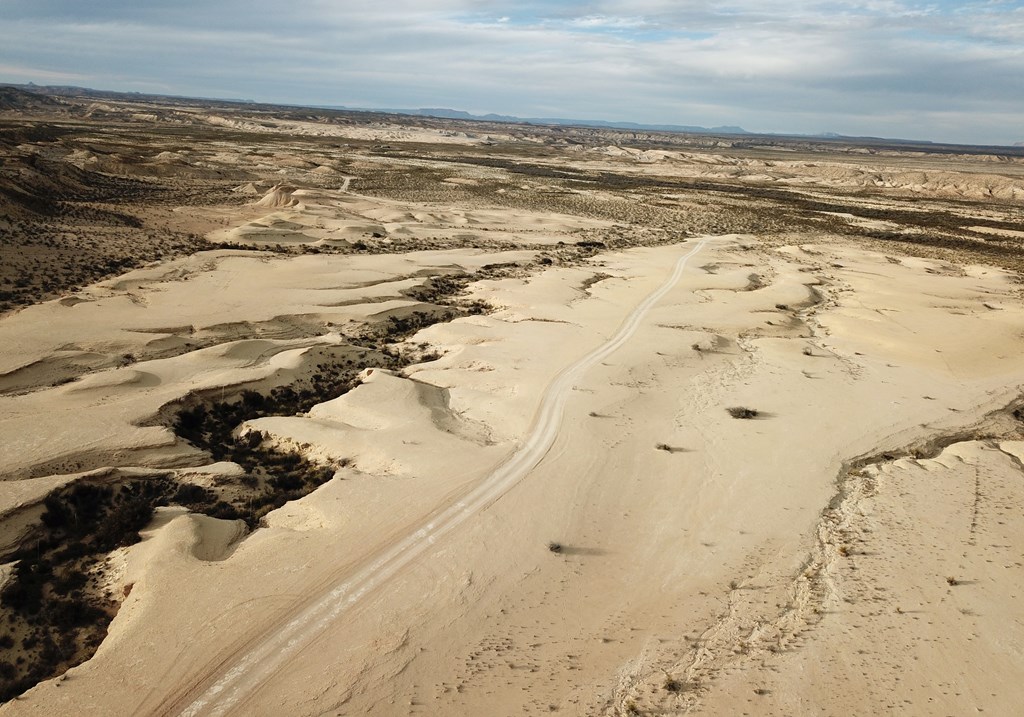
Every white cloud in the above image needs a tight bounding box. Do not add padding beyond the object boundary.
[569,15,651,29]
[0,63,90,83]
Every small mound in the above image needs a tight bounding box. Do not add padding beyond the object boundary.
[254,184,299,208]
[152,151,186,164]
[187,513,248,561]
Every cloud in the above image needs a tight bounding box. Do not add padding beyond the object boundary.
[569,15,651,29]
[0,1,1022,144]
[0,63,90,83]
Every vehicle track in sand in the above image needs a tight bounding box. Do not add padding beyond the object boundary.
[157,238,708,717]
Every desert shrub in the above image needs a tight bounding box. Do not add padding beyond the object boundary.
[307,466,335,486]
[54,540,89,562]
[51,569,88,593]
[1,559,52,613]
[41,598,104,631]
[268,473,304,492]
[663,676,683,693]
[40,484,113,533]
[240,390,266,409]
[206,501,241,521]
[174,404,208,442]
[172,483,214,506]
[92,483,168,552]
[726,406,759,419]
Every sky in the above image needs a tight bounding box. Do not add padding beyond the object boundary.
[1,1,1023,145]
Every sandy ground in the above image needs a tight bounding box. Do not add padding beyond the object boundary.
[3,93,1024,714]
[583,145,1024,200]
[206,183,616,249]
[2,228,1022,715]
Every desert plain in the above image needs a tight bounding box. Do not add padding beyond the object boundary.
[1,86,1024,716]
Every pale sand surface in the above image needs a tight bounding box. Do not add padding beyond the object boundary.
[0,247,533,482]
[968,224,1024,239]
[697,437,1024,716]
[207,184,616,249]
[190,114,505,145]
[2,231,1023,715]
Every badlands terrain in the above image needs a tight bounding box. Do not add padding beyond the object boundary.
[1,86,1024,716]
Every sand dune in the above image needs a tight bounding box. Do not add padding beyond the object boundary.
[0,246,536,486]
[253,185,299,209]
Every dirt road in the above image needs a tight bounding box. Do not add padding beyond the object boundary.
[163,239,707,717]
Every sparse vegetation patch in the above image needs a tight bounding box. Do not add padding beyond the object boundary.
[0,477,173,701]
[726,406,760,419]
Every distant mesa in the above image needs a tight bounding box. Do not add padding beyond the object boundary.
[0,86,65,111]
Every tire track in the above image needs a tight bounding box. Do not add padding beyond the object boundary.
[165,238,707,717]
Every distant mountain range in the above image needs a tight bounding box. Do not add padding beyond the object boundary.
[319,106,940,145]
[320,104,751,136]
[11,82,1022,149]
